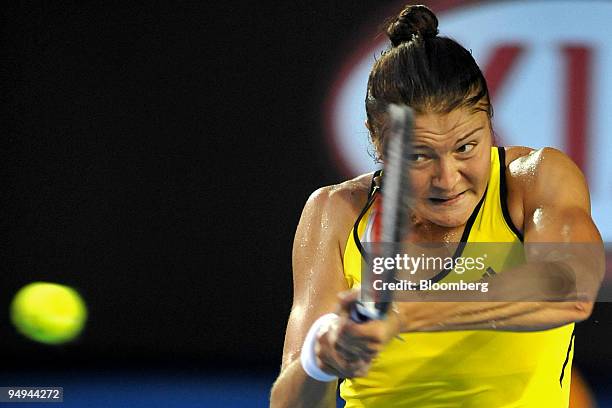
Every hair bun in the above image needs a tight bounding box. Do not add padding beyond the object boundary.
[387,5,439,46]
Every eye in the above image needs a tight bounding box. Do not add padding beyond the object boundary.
[409,153,428,162]
[456,143,476,154]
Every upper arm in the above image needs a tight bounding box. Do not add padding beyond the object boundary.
[514,147,600,243]
[280,187,352,372]
[511,148,604,313]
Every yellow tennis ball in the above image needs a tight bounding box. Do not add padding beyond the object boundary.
[10,282,87,345]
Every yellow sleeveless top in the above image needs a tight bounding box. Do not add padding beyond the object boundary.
[340,147,575,407]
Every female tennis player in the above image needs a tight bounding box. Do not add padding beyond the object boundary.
[270,5,603,407]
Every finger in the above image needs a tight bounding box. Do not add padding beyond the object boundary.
[315,337,347,378]
[340,358,372,378]
[318,341,371,378]
[315,356,343,378]
[336,288,360,313]
[334,340,378,368]
[339,318,389,345]
[318,346,362,378]
[328,356,369,379]
[336,319,386,352]
[334,340,363,362]
[335,332,378,358]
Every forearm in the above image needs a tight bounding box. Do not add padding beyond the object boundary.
[396,259,598,332]
[270,358,337,408]
[396,299,589,332]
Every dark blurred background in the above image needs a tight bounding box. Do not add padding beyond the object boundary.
[2,1,611,406]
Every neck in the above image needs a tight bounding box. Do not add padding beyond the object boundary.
[406,213,466,243]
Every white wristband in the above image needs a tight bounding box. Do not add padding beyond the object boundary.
[300,313,339,382]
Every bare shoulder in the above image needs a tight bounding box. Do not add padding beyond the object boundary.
[296,173,375,258]
[504,146,590,221]
[503,145,534,165]
[305,173,374,225]
[293,172,375,285]
[505,146,586,189]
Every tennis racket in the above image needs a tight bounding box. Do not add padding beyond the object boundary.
[350,103,415,323]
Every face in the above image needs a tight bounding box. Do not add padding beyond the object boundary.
[380,107,493,228]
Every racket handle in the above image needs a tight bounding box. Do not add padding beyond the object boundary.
[349,301,382,323]
[349,301,406,342]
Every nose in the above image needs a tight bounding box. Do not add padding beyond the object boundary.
[431,157,460,192]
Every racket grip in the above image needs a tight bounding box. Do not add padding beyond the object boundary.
[349,301,406,342]
[349,301,380,323]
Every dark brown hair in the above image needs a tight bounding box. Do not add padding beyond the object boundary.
[366,5,492,158]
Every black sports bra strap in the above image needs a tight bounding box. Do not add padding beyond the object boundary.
[368,169,382,198]
[353,170,382,260]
